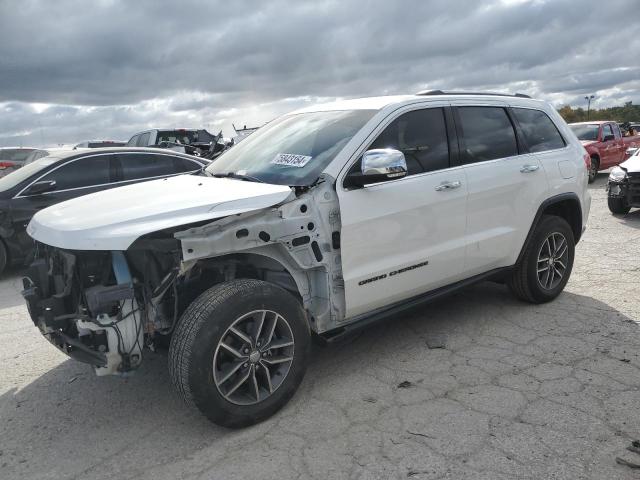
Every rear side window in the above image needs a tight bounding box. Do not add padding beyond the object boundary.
[118,153,180,180]
[512,108,566,153]
[369,108,450,175]
[40,155,112,191]
[602,124,614,140]
[457,107,518,163]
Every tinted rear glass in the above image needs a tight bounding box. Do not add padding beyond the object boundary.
[119,153,182,180]
[457,107,518,162]
[512,108,565,153]
[157,130,199,145]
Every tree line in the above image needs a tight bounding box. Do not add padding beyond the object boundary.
[557,102,639,123]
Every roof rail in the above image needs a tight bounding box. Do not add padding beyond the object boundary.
[416,90,531,99]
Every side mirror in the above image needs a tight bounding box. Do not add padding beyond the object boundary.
[25,180,56,196]
[346,149,408,188]
[603,134,615,142]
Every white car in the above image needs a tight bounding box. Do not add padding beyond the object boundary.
[23,91,590,427]
[607,148,640,214]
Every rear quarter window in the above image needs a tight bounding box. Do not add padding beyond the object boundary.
[512,108,566,153]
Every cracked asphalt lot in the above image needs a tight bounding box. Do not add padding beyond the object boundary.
[1,174,640,479]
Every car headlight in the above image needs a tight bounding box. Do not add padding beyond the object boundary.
[609,166,627,182]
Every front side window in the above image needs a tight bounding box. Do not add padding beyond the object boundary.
[457,107,518,163]
[118,153,182,180]
[206,110,376,186]
[39,155,112,191]
[368,108,450,175]
[512,108,565,153]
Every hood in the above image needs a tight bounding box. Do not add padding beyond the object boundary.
[27,174,293,251]
[620,154,640,174]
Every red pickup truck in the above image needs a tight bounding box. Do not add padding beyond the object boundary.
[569,121,640,183]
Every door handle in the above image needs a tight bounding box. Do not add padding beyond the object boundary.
[520,165,540,173]
[435,180,461,191]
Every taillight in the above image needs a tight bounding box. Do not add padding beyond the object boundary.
[583,153,591,170]
[0,161,15,170]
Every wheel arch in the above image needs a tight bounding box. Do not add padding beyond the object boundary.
[189,251,307,300]
[516,193,583,265]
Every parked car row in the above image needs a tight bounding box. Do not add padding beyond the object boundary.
[606,147,640,214]
[568,121,640,183]
[0,147,209,274]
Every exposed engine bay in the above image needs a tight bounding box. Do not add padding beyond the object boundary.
[22,177,345,376]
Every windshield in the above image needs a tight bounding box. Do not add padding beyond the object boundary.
[206,110,376,186]
[570,124,599,141]
[0,157,57,192]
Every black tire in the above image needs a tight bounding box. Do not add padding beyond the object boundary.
[508,215,575,304]
[588,156,599,183]
[0,240,7,276]
[169,279,310,428]
[608,196,631,215]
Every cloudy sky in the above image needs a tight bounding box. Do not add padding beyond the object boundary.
[1,0,639,147]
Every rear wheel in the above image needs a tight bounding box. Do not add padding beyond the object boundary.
[169,279,310,428]
[0,240,7,276]
[509,215,575,303]
[608,196,631,215]
[588,156,599,183]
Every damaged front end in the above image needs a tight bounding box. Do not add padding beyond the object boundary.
[22,243,181,375]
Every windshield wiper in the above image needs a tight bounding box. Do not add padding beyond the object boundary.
[212,172,265,183]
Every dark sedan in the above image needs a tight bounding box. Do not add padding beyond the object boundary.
[0,147,209,274]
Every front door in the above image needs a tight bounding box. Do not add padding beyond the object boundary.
[338,106,467,318]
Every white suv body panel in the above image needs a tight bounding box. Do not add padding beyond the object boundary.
[27,94,590,333]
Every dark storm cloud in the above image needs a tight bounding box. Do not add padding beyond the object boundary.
[0,0,639,146]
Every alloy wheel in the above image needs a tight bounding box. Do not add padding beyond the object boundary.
[213,310,295,406]
[536,232,569,290]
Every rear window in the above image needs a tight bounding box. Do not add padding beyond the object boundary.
[457,107,518,163]
[157,130,199,145]
[512,108,565,153]
[0,148,34,164]
[569,124,599,141]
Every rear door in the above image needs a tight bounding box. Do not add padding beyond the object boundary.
[338,104,468,318]
[453,104,549,275]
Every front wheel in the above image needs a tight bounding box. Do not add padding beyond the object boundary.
[169,279,310,428]
[608,196,631,215]
[508,215,575,304]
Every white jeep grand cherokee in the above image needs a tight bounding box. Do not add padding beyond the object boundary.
[23,91,591,427]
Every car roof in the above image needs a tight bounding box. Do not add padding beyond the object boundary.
[44,146,208,162]
[292,93,547,114]
[0,146,37,151]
